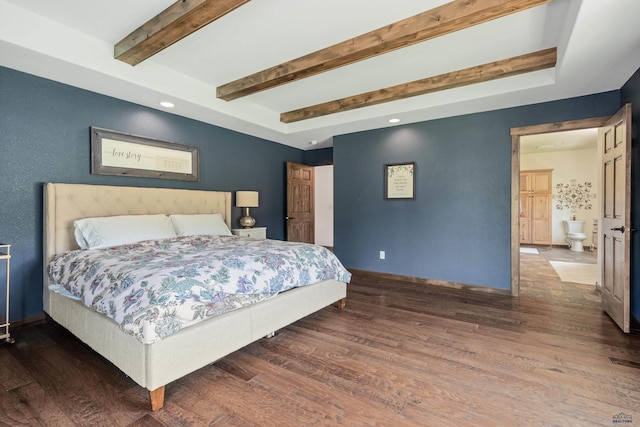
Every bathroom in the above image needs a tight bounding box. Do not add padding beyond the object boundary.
[520,128,599,251]
[519,129,601,300]
[519,128,600,298]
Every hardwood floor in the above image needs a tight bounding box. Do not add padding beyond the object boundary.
[1,267,639,426]
[520,244,600,305]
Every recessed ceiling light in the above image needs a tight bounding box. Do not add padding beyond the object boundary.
[388,118,400,123]
[160,101,175,108]
[309,140,318,145]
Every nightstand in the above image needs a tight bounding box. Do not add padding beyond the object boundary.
[231,227,267,239]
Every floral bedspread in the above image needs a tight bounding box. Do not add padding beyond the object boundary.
[47,235,351,344]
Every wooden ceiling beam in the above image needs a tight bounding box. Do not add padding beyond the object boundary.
[115,0,250,66]
[217,0,553,101]
[280,48,557,123]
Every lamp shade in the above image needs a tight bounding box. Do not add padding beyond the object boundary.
[236,191,259,208]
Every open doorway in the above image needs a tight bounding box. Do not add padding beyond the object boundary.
[518,128,601,305]
[512,106,633,332]
[509,116,610,298]
[314,164,334,250]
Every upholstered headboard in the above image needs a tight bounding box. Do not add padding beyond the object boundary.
[43,183,232,258]
[43,183,232,311]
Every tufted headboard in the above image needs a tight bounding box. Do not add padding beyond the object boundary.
[43,183,232,259]
[42,183,232,310]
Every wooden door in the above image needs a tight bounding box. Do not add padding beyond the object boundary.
[532,170,551,192]
[520,172,532,193]
[286,162,315,243]
[519,193,531,243]
[531,194,551,244]
[519,172,531,243]
[519,169,552,244]
[601,104,632,333]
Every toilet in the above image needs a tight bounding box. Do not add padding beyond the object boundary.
[563,220,587,252]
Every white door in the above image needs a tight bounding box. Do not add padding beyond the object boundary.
[600,104,633,333]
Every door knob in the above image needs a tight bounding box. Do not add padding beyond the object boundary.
[611,226,626,233]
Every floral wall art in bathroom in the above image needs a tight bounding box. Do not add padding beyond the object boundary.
[554,179,596,214]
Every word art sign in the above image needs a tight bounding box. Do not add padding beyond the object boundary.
[385,162,416,200]
[91,127,199,181]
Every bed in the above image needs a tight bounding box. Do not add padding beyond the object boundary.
[42,183,349,410]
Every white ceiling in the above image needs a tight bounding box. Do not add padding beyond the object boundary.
[1,0,639,150]
[520,128,598,154]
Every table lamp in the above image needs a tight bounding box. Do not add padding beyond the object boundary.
[236,191,259,228]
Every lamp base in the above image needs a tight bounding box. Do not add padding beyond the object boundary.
[239,215,255,228]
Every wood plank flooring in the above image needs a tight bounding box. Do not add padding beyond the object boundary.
[520,245,600,305]
[1,262,639,426]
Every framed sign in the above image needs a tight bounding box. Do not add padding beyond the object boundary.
[384,162,415,200]
[91,127,199,181]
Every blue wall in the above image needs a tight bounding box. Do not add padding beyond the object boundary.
[0,66,303,322]
[4,62,640,324]
[333,91,621,291]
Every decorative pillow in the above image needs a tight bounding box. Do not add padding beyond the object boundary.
[169,213,232,237]
[74,214,177,249]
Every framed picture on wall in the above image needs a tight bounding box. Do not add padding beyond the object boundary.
[384,162,415,200]
[90,127,200,181]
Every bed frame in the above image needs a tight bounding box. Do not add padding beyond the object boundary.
[42,183,347,410]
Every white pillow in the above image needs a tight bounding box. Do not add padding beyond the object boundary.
[169,213,232,237]
[74,214,177,249]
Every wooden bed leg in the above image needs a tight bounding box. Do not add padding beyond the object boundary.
[149,386,165,411]
[337,298,346,309]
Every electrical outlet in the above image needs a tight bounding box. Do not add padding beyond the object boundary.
[379,251,385,260]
